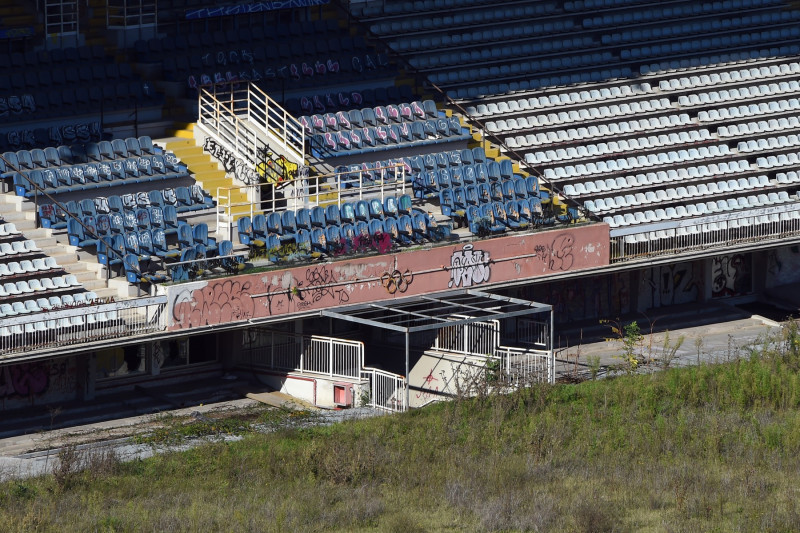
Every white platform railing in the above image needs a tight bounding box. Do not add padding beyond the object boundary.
[215,161,407,238]
[242,331,364,380]
[432,317,500,357]
[516,317,550,349]
[495,346,554,385]
[610,202,800,262]
[0,296,167,359]
[360,367,407,412]
[198,81,305,170]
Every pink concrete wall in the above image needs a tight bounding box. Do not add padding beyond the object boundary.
[167,224,609,330]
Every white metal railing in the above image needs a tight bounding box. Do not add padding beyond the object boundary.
[516,318,549,349]
[495,345,554,385]
[432,318,500,357]
[360,367,406,412]
[0,296,167,358]
[197,82,305,169]
[245,83,305,163]
[44,0,78,38]
[611,203,800,262]
[241,330,364,379]
[214,161,407,238]
[106,0,157,28]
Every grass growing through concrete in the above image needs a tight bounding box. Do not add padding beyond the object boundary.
[5,324,800,531]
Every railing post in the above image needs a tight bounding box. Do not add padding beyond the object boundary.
[329,337,334,378]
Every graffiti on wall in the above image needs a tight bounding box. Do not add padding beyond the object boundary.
[203,137,260,185]
[641,263,702,309]
[186,0,330,19]
[0,359,76,400]
[712,253,752,298]
[448,244,491,288]
[172,279,256,329]
[166,224,610,330]
[533,234,575,272]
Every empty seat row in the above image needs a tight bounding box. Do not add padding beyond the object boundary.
[487,101,676,132]
[421,35,595,72]
[658,62,800,91]
[449,66,635,100]
[677,81,800,107]
[0,291,100,315]
[404,146,487,173]
[438,179,541,217]
[525,130,713,164]
[0,223,21,237]
[718,117,800,137]
[738,135,800,153]
[388,18,573,52]
[367,2,554,33]
[622,209,800,244]
[465,199,548,236]
[506,115,692,148]
[11,155,189,198]
[604,10,800,45]
[310,117,469,158]
[640,44,800,75]
[697,98,800,122]
[757,151,800,169]
[603,192,794,228]
[0,257,60,277]
[624,27,800,60]
[0,240,40,257]
[465,84,654,117]
[300,100,439,134]
[412,161,526,196]
[562,165,762,196]
[584,0,784,29]
[0,138,160,173]
[0,275,81,297]
[584,177,772,212]
[543,144,734,180]
[40,186,213,230]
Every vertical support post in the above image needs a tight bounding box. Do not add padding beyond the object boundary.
[549,307,555,384]
[329,337,334,378]
[404,330,410,411]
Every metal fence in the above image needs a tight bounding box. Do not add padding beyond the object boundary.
[432,317,500,357]
[197,81,305,169]
[241,330,364,379]
[360,367,407,412]
[0,296,167,358]
[495,345,554,385]
[516,317,550,349]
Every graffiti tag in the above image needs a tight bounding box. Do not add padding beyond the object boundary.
[448,244,491,288]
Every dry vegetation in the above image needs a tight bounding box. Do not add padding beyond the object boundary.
[4,323,800,532]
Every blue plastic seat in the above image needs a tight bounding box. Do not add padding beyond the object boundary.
[310,206,326,227]
[369,198,385,219]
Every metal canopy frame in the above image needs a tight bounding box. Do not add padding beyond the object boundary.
[319,289,553,408]
[319,289,551,333]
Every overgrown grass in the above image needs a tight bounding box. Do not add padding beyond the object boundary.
[5,325,800,531]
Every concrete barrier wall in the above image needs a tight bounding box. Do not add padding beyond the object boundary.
[163,224,610,330]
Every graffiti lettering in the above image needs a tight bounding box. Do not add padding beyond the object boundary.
[203,137,260,185]
[448,244,491,288]
[533,234,575,272]
[172,279,255,329]
[712,253,751,298]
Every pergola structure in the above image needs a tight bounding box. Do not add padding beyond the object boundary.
[320,289,553,406]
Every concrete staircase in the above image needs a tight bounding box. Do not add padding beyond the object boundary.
[0,194,117,299]
[162,123,251,220]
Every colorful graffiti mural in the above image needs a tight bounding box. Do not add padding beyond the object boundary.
[0,358,76,403]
